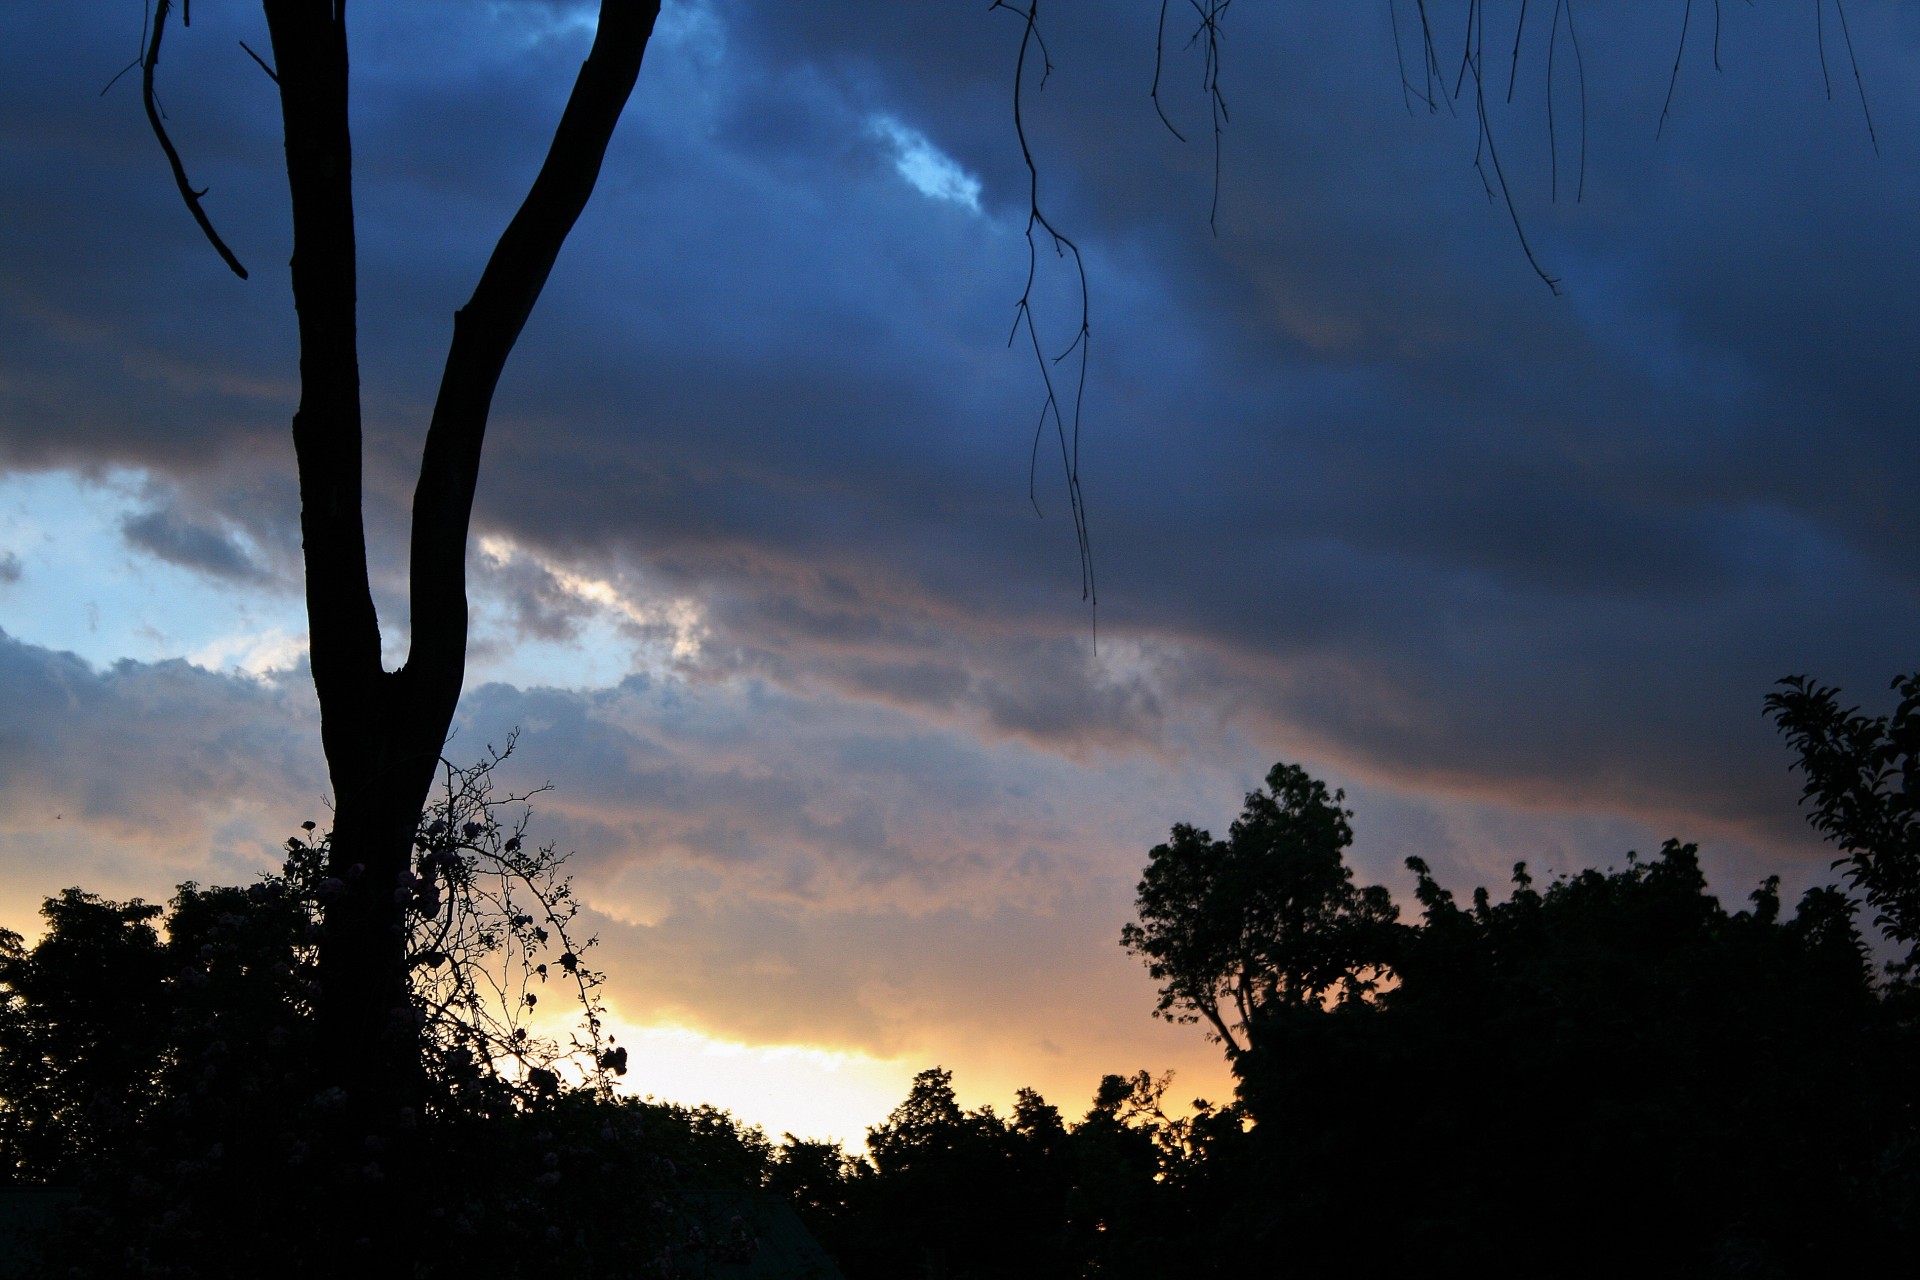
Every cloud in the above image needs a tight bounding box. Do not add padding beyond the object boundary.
[0,631,326,931]
[121,501,269,583]
[867,114,983,211]
[13,2,1908,818]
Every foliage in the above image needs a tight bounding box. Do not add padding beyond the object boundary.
[0,747,745,1278]
[396,737,620,1112]
[1101,761,1917,1274]
[0,885,767,1277]
[1230,840,1907,1276]
[843,1066,1071,1278]
[0,892,171,1183]
[1119,762,1400,1057]
[776,818,1916,1277]
[1767,672,1920,977]
[772,1063,1252,1280]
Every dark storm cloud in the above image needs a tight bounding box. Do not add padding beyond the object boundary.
[4,0,1918,860]
[677,0,1920,829]
[120,501,267,583]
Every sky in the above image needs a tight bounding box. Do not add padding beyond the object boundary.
[3,0,1919,1147]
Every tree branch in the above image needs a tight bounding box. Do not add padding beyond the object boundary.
[144,0,248,278]
[404,0,662,732]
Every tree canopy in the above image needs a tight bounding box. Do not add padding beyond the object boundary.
[1119,761,1399,1057]
[1768,672,1920,978]
[1112,761,1915,1275]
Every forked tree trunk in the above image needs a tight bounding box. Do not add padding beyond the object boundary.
[259,0,660,1142]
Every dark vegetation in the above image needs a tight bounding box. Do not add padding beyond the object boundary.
[2,675,1917,1276]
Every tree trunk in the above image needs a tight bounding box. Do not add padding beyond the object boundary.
[260,0,660,1172]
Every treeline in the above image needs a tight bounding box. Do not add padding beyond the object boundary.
[3,674,1919,1276]
[765,844,1915,1277]
[8,829,1912,1275]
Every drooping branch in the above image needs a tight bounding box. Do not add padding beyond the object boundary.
[994,0,1096,609]
[1816,0,1880,156]
[143,0,248,279]
[1152,0,1232,232]
[1454,0,1563,293]
[1546,0,1588,203]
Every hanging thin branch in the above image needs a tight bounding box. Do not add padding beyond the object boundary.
[1817,0,1881,155]
[1506,0,1530,103]
[1452,0,1562,292]
[142,0,248,279]
[994,1,1096,607]
[1410,1,1454,117]
[1152,0,1233,231]
[1152,0,1188,139]
[1657,0,1694,139]
[1546,0,1589,203]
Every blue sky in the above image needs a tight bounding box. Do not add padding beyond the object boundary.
[3,0,1919,1142]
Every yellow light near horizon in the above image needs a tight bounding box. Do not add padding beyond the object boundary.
[603,1019,920,1150]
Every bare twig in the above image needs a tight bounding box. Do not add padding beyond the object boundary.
[1389,1,1426,115]
[142,0,248,278]
[1152,0,1188,140]
[1816,0,1833,99]
[1154,3,1232,230]
[1457,0,1561,293]
[1833,1,1881,155]
[994,1,1095,607]
[1657,0,1693,139]
[1567,0,1588,201]
[1546,0,1588,203]
[1507,0,1529,103]
[239,39,279,85]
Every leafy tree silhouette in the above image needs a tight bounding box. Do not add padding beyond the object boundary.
[0,892,171,1184]
[1116,762,1912,1275]
[780,753,1915,1278]
[1767,673,1920,981]
[780,1062,1254,1280]
[820,1068,1083,1279]
[1120,762,1399,1059]
[1231,840,1904,1275]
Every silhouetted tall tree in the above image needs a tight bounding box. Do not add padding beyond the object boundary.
[140,1,661,1138]
[1120,762,1399,1058]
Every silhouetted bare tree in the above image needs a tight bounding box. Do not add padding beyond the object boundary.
[139,2,661,1136]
